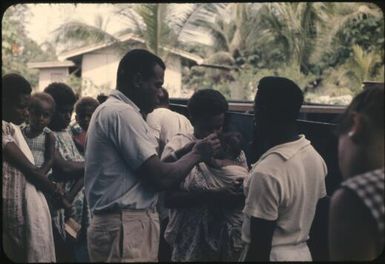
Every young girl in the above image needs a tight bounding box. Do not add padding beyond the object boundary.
[22,93,55,171]
[21,92,72,210]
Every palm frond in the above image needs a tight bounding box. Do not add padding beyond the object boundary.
[53,20,119,49]
[204,51,235,65]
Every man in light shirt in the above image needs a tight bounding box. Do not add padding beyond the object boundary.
[84,49,221,262]
[146,87,193,261]
[147,87,193,156]
[241,76,327,261]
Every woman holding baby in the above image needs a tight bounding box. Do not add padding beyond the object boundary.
[161,89,248,262]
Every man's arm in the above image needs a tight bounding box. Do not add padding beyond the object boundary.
[329,188,380,261]
[138,133,221,191]
[52,151,84,181]
[244,217,276,261]
[161,141,195,162]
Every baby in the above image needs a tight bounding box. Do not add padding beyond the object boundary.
[214,132,244,164]
[181,131,249,260]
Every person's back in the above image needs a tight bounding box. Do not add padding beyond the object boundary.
[241,76,327,261]
[147,87,193,155]
[243,136,326,247]
[147,107,193,152]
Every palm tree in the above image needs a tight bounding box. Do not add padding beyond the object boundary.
[53,3,215,61]
[341,44,382,94]
[309,2,383,68]
[53,14,118,53]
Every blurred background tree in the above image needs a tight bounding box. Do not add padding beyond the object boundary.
[3,2,384,104]
[2,4,57,89]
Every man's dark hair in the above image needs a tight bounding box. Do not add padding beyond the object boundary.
[29,92,56,112]
[254,76,304,121]
[2,73,32,103]
[75,96,100,115]
[116,49,166,91]
[336,84,384,135]
[44,82,77,107]
[188,89,228,121]
[159,87,169,106]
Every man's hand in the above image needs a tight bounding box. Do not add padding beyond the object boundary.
[192,133,221,162]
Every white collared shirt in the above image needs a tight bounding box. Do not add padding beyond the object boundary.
[242,135,327,247]
[146,107,193,156]
[84,90,159,213]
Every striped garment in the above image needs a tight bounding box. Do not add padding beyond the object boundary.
[341,168,384,245]
[22,125,52,169]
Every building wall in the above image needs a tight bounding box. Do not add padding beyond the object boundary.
[164,54,182,97]
[79,46,183,98]
[81,46,121,97]
[37,68,69,91]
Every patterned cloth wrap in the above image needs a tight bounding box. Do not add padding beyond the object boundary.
[166,146,248,261]
[49,129,90,240]
[341,168,384,246]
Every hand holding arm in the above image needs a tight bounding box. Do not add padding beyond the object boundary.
[3,141,72,210]
[162,141,196,162]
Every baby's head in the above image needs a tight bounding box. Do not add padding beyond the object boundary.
[217,132,243,160]
[75,96,99,131]
[27,92,55,133]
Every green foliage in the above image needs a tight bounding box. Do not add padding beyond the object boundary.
[6,3,384,105]
[2,5,56,89]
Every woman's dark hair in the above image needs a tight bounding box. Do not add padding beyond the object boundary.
[336,84,384,135]
[2,73,32,103]
[44,82,77,107]
[116,49,166,91]
[187,89,228,121]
